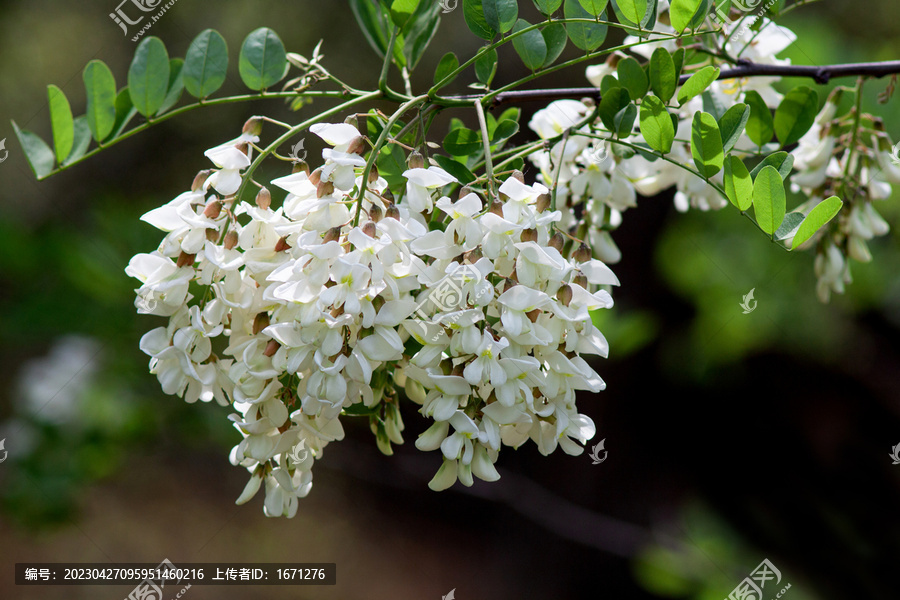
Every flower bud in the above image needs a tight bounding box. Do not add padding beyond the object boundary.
[263,339,280,357]
[235,142,250,156]
[243,117,263,137]
[407,150,425,170]
[256,187,272,210]
[176,252,195,268]
[275,236,291,252]
[224,230,239,250]
[363,221,377,237]
[253,312,270,335]
[573,243,592,263]
[573,273,588,288]
[386,204,401,220]
[459,186,473,200]
[292,160,310,175]
[489,200,504,216]
[526,308,542,323]
[368,164,380,183]
[347,135,367,155]
[369,204,383,222]
[521,228,538,243]
[308,168,323,186]
[581,97,596,109]
[317,180,334,198]
[191,169,212,192]
[536,193,551,213]
[558,284,573,307]
[464,248,483,263]
[344,114,359,129]
[205,228,218,242]
[549,232,565,251]
[203,199,222,219]
[324,226,342,243]
[511,170,525,183]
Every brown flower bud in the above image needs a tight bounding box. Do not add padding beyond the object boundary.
[243,117,263,137]
[317,180,334,198]
[324,226,342,244]
[369,204,383,223]
[347,135,367,155]
[205,228,218,242]
[203,200,222,219]
[573,243,592,263]
[176,252,195,268]
[368,164,380,184]
[511,170,525,183]
[191,169,212,192]
[489,200,504,216]
[224,230,239,250]
[253,312,270,335]
[536,193,551,213]
[275,236,291,252]
[573,273,588,288]
[464,247,483,263]
[557,284,573,307]
[292,160,310,175]
[263,339,280,357]
[235,142,249,156]
[362,221,377,238]
[458,186,473,200]
[308,168,323,186]
[344,114,359,128]
[526,308,542,323]
[386,204,400,220]
[549,232,565,251]
[407,150,425,170]
[255,187,272,210]
[521,228,538,243]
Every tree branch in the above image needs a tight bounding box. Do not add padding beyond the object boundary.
[444,60,900,107]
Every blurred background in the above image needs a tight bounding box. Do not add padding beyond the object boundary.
[1,0,900,598]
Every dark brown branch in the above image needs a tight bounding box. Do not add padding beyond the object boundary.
[446,60,900,107]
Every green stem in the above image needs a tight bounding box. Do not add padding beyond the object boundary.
[353,94,429,227]
[474,98,495,199]
[41,90,357,178]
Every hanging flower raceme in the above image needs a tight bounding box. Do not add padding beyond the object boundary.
[128,120,617,517]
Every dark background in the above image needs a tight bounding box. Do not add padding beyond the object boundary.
[1,1,899,598]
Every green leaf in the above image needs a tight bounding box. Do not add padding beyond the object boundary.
[156,58,184,115]
[63,116,92,166]
[615,103,637,138]
[434,155,477,185]
[491,119,519,145]
[111,88,137,140]
[512,19,547,70]
[672,47,686,78]
[744,90,774,148]
[533,0,564,14]
[639,95,674,153]
[718,103,749,153]
[599,87,631,132]
[390,0,421,27]
[753,165,786,235]
[82,60,117,142]
[541,22,568,67]
[401,0,442,69]
[617,0,648,24]
[12,121,55,179]
[749,151,793,180]
[691,111,724,178]
[128,37,171,117]
[239,27,287,91]
[434,52,459,87]
[377,142,409,192]
[463,0,495,40]
[350,0,392,58]
[618,56,649,100]
[723,155,752,211]
[564,0,608,51]
[774,211,805,241]
[47,85,74,164]
[475,48,499,86]
[677,66,719,105]
[600,74,620,95]
[578,0,610,16]
[791,196,842,249]
[669,0,703,32]
[774,86,819,147]
[183,29,229,99]
[483,0,518,33]
[649,47,676,101]
[444,126,482,156]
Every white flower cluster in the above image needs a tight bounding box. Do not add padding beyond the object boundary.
[127,119,617,516]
